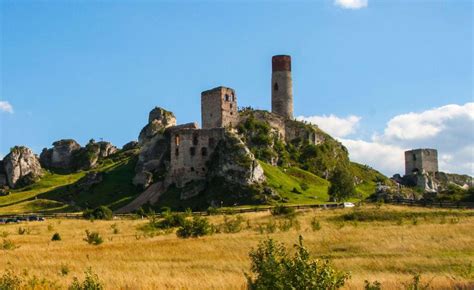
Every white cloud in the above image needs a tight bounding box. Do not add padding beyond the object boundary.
[302,102,474,177]
[0,101,14,114]
[334,0,368,9]
[297,114,361,138]
[339,138,406,175]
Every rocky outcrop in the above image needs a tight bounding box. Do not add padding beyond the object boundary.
[122,141,139,151]
[133,108,184,188]
[0,160,7,188]
[40,139,118,171]
[138,107,176,145]
[40,139,81,169]
[3,146,43,188]
[208,132,265,186]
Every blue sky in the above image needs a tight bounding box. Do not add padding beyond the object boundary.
[1,0,473,176]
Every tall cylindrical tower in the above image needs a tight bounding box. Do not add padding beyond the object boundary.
[271,55,293,119]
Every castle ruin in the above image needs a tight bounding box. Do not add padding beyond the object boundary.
[271,55,293,119]
[404,148,438,175]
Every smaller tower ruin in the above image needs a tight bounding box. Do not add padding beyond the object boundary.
[201,86,239,129]
[405,148,438,175]
[271,55,293,119]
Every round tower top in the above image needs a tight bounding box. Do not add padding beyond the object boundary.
[272,55,291,72]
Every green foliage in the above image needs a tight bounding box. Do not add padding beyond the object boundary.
[311,217,322,231]
[83,206,113,220]
[403,273,431,290]
[51,232,62,241]
[222,215,244,233]
[328,166,356,202]
[0,268,22,290]
[84,230,103,245]
[270,205,295,217]
[246,236,349,289]
[69,268,104,290]
[176,216,213,238]
[337,208,473,223]
[1,239,17,250]
[364,280,382,290]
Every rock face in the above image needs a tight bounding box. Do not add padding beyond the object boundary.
[138,107,176,145]
[122,141,139,151]
[40,139,81,169]
[208,132,265,186]
[40,139,118,171]
[0,160,7,187]
[3,146,43,188]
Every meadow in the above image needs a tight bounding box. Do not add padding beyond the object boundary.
[1,205,473,289]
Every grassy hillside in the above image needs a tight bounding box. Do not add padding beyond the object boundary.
[0,205,472,289]
[350,162,392,199]
[259,161,330,204]
[0,150,140,215]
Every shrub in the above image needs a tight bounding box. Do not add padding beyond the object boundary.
[51,233,62,241]
[69,268,104,290]
[246,236,349,289]
[0,269,22,290]
[364,280,382,290]
[300,182,309,191]
[222,215,244,233]
[277,217,299,232]
[84,230,103,245]
[83,206,113,220]
[60,264,70,276]
[403,273,431,290]
[110,224,119,234]
[311,217,322,231]
[176,216,213,238]
[206,206,220,215]
[271,205,296,217]
[150,210,187,230]
[1,239,17,250]
[18,227,30,235]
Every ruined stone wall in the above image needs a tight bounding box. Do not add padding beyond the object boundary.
[168,128,225,187]
[201,87,239,129]
[405,149,438,175]
[271,55,293,119]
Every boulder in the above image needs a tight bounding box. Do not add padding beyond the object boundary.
[133,171,153,189]
[76,172,103,191]
[97,141,118,158]
[40,139,81,169]
[3,146,43,188]
[122,141,139,151]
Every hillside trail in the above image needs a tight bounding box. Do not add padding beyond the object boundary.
[115,182,164,213]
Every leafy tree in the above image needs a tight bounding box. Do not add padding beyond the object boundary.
[328,166,355,202]
[246,236,349,289]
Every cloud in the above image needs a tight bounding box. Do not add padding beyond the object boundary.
[302,103,474,177]
[297,114,361,138]
[339,138,406,175]
[334,0,368,9]
[0,101,14,114]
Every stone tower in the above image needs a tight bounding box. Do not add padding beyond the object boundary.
[405,148,438,175]
[201,86,239,129]
[271,55,293,119]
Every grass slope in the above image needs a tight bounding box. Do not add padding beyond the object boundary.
[260,161,330,204]
[0,150,140,215]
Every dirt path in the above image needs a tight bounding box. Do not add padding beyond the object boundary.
[115,182,165,213]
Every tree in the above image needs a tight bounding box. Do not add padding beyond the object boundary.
[328,166,355,202]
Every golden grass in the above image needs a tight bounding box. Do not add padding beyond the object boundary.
[0,205,473,289]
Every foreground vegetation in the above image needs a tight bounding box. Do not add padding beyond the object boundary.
[1,205,473,289]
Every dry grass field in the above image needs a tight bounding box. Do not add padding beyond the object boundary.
[1,205,473,289]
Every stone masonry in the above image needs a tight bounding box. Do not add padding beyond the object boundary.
[405,148,438,175]
[271,55,293,119]
[168,128,225,188]
[201,86,239,129]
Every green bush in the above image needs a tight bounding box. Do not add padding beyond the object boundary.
[0,269,21,290]
[176,216,213,238]
[222,215,244,233]
[271,205,295,217]
[364,280,382,290]
[84,230,103,245]
[83,206,113,220]
[246,236,349,289]
[1,239,17,250]
[69,268,104,290]
[51,233,62,241]
[311,217,322,231]
[328,166,356,202]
